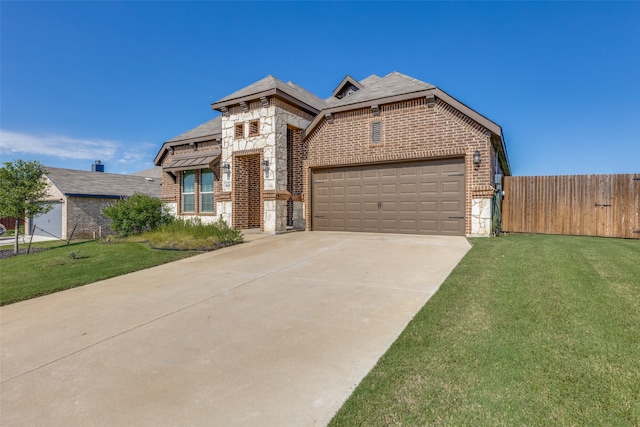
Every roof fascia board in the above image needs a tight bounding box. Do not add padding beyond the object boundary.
[273,89,320,115]
[303,88,503,141]
[303,90,433,138]
[44,175,65,200]
[332,75,364,98]
[169,134,222,146]
[154,136,222,166]
[64,194,126,199]
[432,88,502,136]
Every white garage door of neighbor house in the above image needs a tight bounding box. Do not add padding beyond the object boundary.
[312,158,466,236]
[32,202,63,239]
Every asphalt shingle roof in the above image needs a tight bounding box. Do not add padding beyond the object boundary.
[45,167,161,198]
[328,72,435,108]
[213,75,327,112]
[131,166,162,179]
[168,117,222,143]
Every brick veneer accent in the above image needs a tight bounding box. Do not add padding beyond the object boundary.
[288,127,304,196]
[303,98,494,235]
[232,153,263,229]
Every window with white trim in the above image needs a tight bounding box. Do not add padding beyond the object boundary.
[182,170,195,213]
[200,169,214,213]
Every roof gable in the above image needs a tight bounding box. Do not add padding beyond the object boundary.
[330,71,435,108]
[331,75,364,100]
[154,117,222,166]
[210,75,327,113]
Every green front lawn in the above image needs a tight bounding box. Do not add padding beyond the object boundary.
[331,234,640,426]
[0,241,197,305]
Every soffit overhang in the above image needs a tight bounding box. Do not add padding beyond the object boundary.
[210,89,320,116]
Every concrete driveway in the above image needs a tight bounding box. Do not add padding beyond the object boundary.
[0,231,470,426]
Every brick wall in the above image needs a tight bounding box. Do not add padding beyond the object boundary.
[67,197,116,238]
[288,126,304,197]
[232,154,262,229]
[303,98,493,234]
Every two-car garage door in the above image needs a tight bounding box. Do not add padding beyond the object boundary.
[312,158,465,235]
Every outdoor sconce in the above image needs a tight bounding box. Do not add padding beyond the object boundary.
[222,163,231,177]
[261,159,270,176]
[473,150,481,167]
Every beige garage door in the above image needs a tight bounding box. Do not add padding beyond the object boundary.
[312,158,465,235]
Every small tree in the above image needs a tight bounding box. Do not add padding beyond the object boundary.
[0,160,53,254]
[102,193,172,236]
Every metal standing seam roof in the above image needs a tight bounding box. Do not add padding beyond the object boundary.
[163,148,222,172]
[45,167,161,198]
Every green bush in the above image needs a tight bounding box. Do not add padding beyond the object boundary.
[102,193,173,236]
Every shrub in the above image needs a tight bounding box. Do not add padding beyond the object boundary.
[102,194,173,236]
[158,217,243,243]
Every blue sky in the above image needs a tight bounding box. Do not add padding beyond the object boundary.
[1,1,638,176]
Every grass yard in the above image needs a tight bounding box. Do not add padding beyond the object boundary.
[330,234,640,426]
[0,240,197,305]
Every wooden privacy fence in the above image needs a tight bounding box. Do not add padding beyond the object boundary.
[502,174,640,239]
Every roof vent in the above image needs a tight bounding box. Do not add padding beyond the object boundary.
[92,160,104,173]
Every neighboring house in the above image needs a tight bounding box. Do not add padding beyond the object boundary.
[131,166,162,180]
[154,71,510,236]
[28,166,161,240]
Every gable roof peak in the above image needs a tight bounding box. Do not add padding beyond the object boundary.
[211,74,326,113]
[332,74,364,100]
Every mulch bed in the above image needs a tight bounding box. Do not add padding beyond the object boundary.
[0,248,49,260]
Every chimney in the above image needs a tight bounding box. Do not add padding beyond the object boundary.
[92,160,105,173]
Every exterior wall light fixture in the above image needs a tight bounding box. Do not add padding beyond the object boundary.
[222,163,231,177]
[261,159,270,174]
[473,150,481,167]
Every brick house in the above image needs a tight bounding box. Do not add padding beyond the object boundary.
[27,165,161,240]
[154,72,510,236]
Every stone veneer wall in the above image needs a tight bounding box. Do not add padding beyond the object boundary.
[304,98,496,236]
[218,97,310,234]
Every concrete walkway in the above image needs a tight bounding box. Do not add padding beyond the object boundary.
[0,231,470,426]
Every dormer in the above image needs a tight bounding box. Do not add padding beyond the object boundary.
[332,75,364,100]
